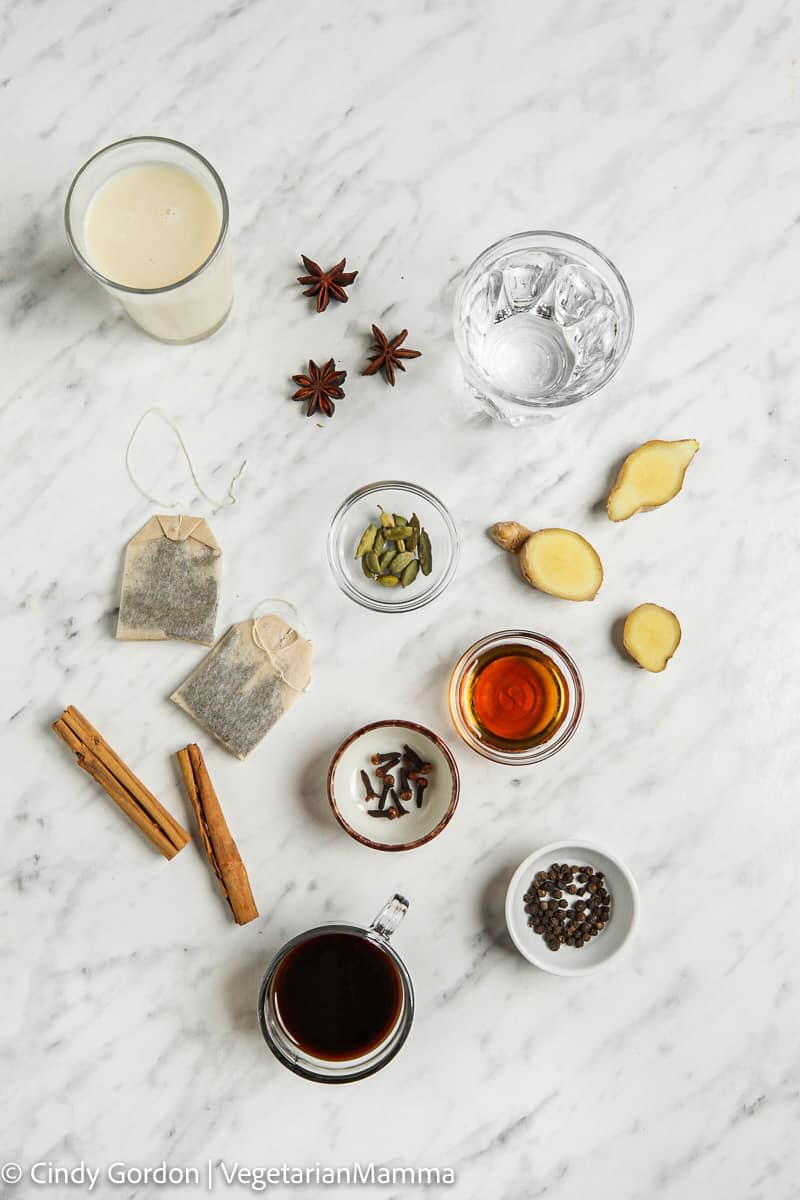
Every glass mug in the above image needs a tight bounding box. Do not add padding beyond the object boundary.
[65,135,233,344]
[258,895,413,1084]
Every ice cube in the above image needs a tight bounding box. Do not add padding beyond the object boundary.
[487,270,512,322]
[503,254,557,312]
[553,263,604,326]
[571,304,617,367]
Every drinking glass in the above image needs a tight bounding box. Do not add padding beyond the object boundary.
[258,895,414,1083]
[65,136,232,344]
[453,231,633,424]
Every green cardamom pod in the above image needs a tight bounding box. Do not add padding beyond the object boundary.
[362,555,375,579]
[391,551,415,573]
[406,512,421,552]
[379,509,394,528]
[384,525,413,541]
[365,550,381,575]
[400,559,419,588]
[374,530,385,555]
[378,574,400,587]
[396,539,406,552]
[379,549,397,571]
[355,524,378,559]
[393,513,409,527]
[419,529,433,575]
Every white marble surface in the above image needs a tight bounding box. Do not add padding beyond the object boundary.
[2,1,798,1197]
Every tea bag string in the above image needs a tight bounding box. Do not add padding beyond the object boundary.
[125,408,247,511]
[251,598,310,640]
[251,599,310,694]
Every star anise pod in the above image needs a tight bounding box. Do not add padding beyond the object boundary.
[362,325,422,387]
[297,255,358,313]
[291,358,346,418]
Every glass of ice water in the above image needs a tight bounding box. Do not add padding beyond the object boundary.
[453,231,633,424]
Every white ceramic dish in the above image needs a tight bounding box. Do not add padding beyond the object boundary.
[327,719,460,851]
[505,840,640,976]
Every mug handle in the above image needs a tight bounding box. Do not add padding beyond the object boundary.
[369,894,409,941]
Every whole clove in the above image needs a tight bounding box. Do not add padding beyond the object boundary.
[377,777,394,810]
[357,743,434,822]
[376,754,401,777]
[402,743,423,770]
[389,788,408,817]
[360,769,379,802]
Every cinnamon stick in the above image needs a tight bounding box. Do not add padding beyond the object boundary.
[176,743,259,925]
[52,706,190,859]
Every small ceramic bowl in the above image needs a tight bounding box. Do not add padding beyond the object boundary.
[327,720,460,851]
[505,840,640,976]
[327,480,460,614]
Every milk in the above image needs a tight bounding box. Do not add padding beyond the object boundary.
[86,162,220,290]
[78,157,232,343]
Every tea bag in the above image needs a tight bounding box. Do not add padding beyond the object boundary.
[116,515,222,646]
[170,614,312,759]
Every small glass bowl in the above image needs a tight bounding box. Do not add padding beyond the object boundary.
[327,481,460,614]
[448,630,584,765]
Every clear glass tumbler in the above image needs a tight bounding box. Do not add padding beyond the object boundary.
[65,136,232,344]
[258,895,414,1084]
[453,231,633,424]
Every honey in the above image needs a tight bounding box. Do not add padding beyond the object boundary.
[461,644,568,750]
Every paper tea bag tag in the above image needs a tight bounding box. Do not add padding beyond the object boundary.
[155,514,219,546]
[169,615,313,760]
[116,514,222,646]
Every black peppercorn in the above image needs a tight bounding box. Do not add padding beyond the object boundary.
[523,862,612,954]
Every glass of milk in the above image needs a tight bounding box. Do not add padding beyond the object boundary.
[65,136,232,344]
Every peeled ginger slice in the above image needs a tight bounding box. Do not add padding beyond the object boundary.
[519,528,604,602]
[607,439,699,521]
[623,603,681,672]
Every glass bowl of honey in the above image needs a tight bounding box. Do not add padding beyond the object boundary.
[448,630,583,765]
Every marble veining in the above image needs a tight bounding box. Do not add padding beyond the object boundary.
[1,0,798,1197]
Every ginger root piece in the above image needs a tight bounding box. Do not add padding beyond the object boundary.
[489,521,531,554]
[514,527,603,601]
[492,523,603,601]
[607,439,699,521]
[623,603,681,672]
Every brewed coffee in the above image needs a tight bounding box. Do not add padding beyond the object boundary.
[272,932,402,1062]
